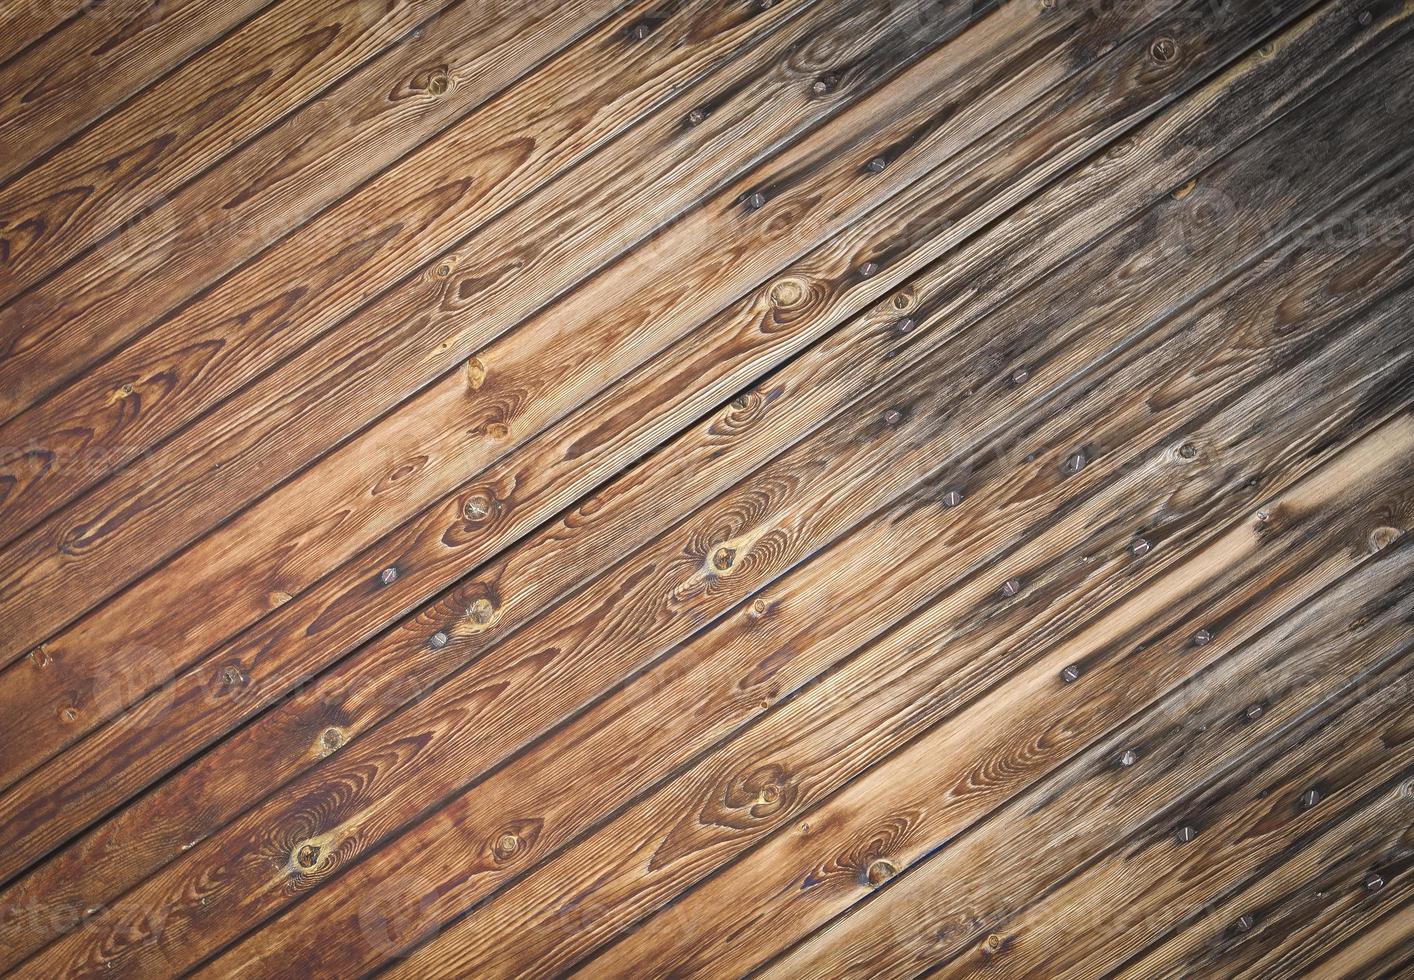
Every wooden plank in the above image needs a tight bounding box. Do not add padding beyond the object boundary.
[759,488,1414,979]
[914,564,1414,979]
[36,87,1414,979]
[1115,742,1414,977]
[195,219,1414,979]
[0,0,1181,783]
[0,0,655,423]
[0,0,1391,955]
[0,0,479,301]
[0,0,1381,962]
[1300,899,1414,978]
[0,0,274,178]
[0,0,806,529]
[391,188,1414,979]
[0,0,971,632]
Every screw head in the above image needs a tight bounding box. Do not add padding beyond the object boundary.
[1150,35,1178,63]
[464,493,493,521]
[1060,664,1081,684]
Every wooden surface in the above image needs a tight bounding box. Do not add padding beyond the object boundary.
[0,0,1411,975]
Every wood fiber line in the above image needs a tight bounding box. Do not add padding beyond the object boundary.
[0,0,1156,787]
[201,187,1414,979]
[0,0,277,179]
[0,0,802,537]
[0,0,978,671]
[401,181,1414,978]
[0,0,1381,961]
[0,0,476,303]
[16,18,1385,968]
[1300,897,1414,978]
[0,0,632,425]
[775,522,1414,980]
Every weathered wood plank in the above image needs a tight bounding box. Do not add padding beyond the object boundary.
[0,0,972,654]
[0,0,1380,961]
[0,0,1170,786]
[0,0,657,424]
[1115,741,1414,978]
[916,564,1414,979]
[395,186,1414,979]
[0,0,274,179]
[17,17,1382,970]
[760,471,1414,979]
[198,217,1414,980]
[0,0,492,302]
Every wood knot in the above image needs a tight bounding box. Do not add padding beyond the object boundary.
[712,546,737,571]
[467,597,496,626]
[865,859,897,886]
[320,728,344,754]
[493,832,521,861]
[217,663,248,692]
[296,843,321,869]
[1149,35,1178,63]
[1369,526,1401,552]
[465,357,487,390]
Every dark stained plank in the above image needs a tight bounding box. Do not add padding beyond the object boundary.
[393,173,1414,979]
[0,0,1385,963]
[0,0,632,422]
[0,0,1177,790]
[0,0,274,178]
[759,449,1414,979]
[916,552,1414,980]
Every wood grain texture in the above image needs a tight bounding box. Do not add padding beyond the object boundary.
[1,0,1410,974]
[2,0,1389,962]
